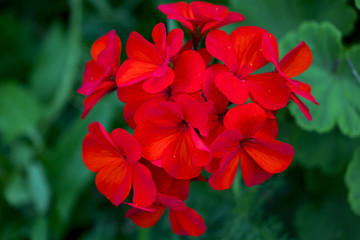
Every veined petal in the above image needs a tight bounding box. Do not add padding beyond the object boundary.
[206,30,237,73]
[167,28,184,57]
[230,26,269,77]
[169,207,206,236]
[187,127,212,167]
[157,193,186,211]
[115,60,158,87]
[111,128,142,163]
[126,31,162,64]
[210,129,241,158]
[261,32,279,64]
[152,23,167,55]
[215,71,249,104]
[208,150,240,190]
[245,72,290,110]
[78,61,109,96]
[132,163,157,207]
[242,139,294,174]
[162,179,190,201]
[142,66,175,93]
[240,150,273,187]
[95,161,133,206]
[279,41,312,78]
[224,103,266,138]
[290,93,312,121]
[126,205,166,228]
[210,12,245,32]
[176,94,208,129]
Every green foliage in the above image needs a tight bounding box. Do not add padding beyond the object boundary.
[356,0,360,9]
[345,147,360,216]
[0,82,44,141]
[280,22,360,138]
[228,0,357,37]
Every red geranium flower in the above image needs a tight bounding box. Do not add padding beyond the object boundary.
[78,30,121,118]
[134,94,212,179]
[209,103,294,189]
[205,27,291,110]
[117,50,206,128]
[158,1,245,48]
[116,23,183,93]
[82,122,157,207]
[261,34,319,120]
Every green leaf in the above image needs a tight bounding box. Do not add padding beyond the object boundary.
[4,172,32,207]
[295,198,360,240]
[356,0,360,9]
[0,82,44,141]
[345,147,360,216]
[280,22,360,137]
[30,22,67,102]
[228,0,357,38]
[27,162,51,215]
[31,216,48,240]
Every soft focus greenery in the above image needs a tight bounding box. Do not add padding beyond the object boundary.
[1,0,360,239]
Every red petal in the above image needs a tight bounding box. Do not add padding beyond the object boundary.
[211,12,245,32]
[253,118,279,140]
[132,163,157,207]
[126,205,166,228]
[162,179,190,200]
[197,48,212,66]
[240,150,273,187]
[142,66,175,93]
[224,103,266,138]
[91,30,121,73]
[78,61,110,96]
[162,131,203,179]
[245,72,290,110]
[202,63,228,102]
[158,3,194,31]
[115,60,158,87]
[205,156,221,174]
[210,129,242,158]
[287,79,318,104]
[261,32,279,64]
[169,207,206,236]
[111,128,142,163]
[81,81,116,119]
[152,23,167,55]
[95,161,133,206]
[167,28,184,57]
[173,50,206,93]
[206,30,237,73]
[126,31,162,64]
[279,41,312,78]
[176,94,208,129]
[208,151,240,190]
[187,127,212,166]
[290,93,312,121]
[140,159,173,193]
[215,71,249,104]
[230,26,269,77]
[243,139,294,173]
[156,193,186,211]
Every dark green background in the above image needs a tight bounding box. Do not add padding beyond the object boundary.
[1,0,360,239]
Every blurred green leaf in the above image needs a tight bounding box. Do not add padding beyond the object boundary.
[356,0,360,9]
[30,22,67,102]
[31,216,48,240]
[4,172,32,207]
[228,0,357,38]
[295,198,360,240]
[345,147,360,216]
[0,82,44,141]
[27,162,51,215]
[280,22,360,137]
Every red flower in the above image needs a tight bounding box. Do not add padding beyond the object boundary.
[126,193,206,236]
[158,1,244,49]
[116,23,183,93]
[82,122,157,207]
[209,103,294,189]
[134,94,212,179]
[262,34,319,120]
[205,27,291,110]
[78,30,121,118]
[117,50,206,128]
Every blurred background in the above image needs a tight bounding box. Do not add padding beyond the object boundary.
[1,0,360,239]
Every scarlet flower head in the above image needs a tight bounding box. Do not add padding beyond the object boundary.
[116,23,184,93]
[78,30,121,118]
[209,103,294,189]
[158,1,245,45]
[134,94,212,179]
[82,122,157,207]
[261,34,319,120]
[206,27,291,110]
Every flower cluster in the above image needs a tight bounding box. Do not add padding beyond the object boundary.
[78,1,318,236]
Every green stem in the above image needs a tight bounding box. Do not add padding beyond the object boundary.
[139,227,149,240]
[43,0,82,130]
